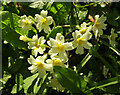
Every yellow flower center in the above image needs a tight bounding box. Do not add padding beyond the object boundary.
[56,43,65,52]
[41,18,47,25]
[76,38,85,46]
[53,60,61,66]
[36,62,44,68]
[24,20,29,25]
[35,42,40,49]
[80,29,86,34]
[95,21,100,27]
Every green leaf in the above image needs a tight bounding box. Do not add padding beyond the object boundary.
[33,77,41,93]
[46,26,63,40]
[77,53,92,72]
[104,84,120,93]
[2,21,28,50]
[49,2,72,25]
[101,40,120,56]
[23,73,39,93]
[107,9,119,27]
[37,72,50,94]
[54,66,87,94]
[0,71,11,85]
[1,11,28,50]
[90,75,120,90]
[11,84,22,94]
[1,11,28,35]
[0,11,20,31]
[89,45,118,76]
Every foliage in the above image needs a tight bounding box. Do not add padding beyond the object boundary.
[1,1,120,95]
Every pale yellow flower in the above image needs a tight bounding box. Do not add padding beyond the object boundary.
[48,76,65,92]
[18,15,33,31]
[35,10,53,33]
[79,22,92,35]
[28,55,52,78]
[108,29,118,47]
[28,34,46,57]
[92,15,107,39]
[47,33,72,59]
[72,30,92,54]
[19,35,28,42]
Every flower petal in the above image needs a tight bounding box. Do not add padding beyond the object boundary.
[28,65,37,73]
[38,47,45,54]
[28,42,36,49]
[32,34,38,42]
[35,14,43,23]
[59,52,68,62]
[82,31,92,40]
[44,64,53,71]
[46,59,53,64]
[56,33,64,43]
[64,42,73,50]
[44,25,51,33]
[48,38,58,47]
[36,56,45,63]
[28,55,36,65]
[83,41,92,49]
[32,49,38,57]
[38,36,45,45]
[36,23,43,32]
[46,16,53,25]
[76,46,84,54]
[41,10,48,18]
[48,48,58,55]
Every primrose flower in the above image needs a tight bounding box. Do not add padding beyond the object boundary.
[35,10,53,33]
[18,15,33,31]
[79,22,92,35]
[72,30,92,54]
[51,53,68,63]
[19,35,28,42]
[46,54,67,69]
[48,76,65,92]
[28,55,52,78]
[28,34,46,57]
[47,33,72,58]
[108,29,118,47]
[92,15,107,39]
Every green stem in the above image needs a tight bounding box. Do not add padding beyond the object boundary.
[89,75,120,91]
[37,72,50,95]
[73,2,98,8]
[13,2,19,14]
[77,53,92,72]
[17,74,19,93]
[101,40,120,56]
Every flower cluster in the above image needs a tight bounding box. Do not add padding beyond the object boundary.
[18,10,118,92]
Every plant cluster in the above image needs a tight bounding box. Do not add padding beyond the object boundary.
[1,1,120,95]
